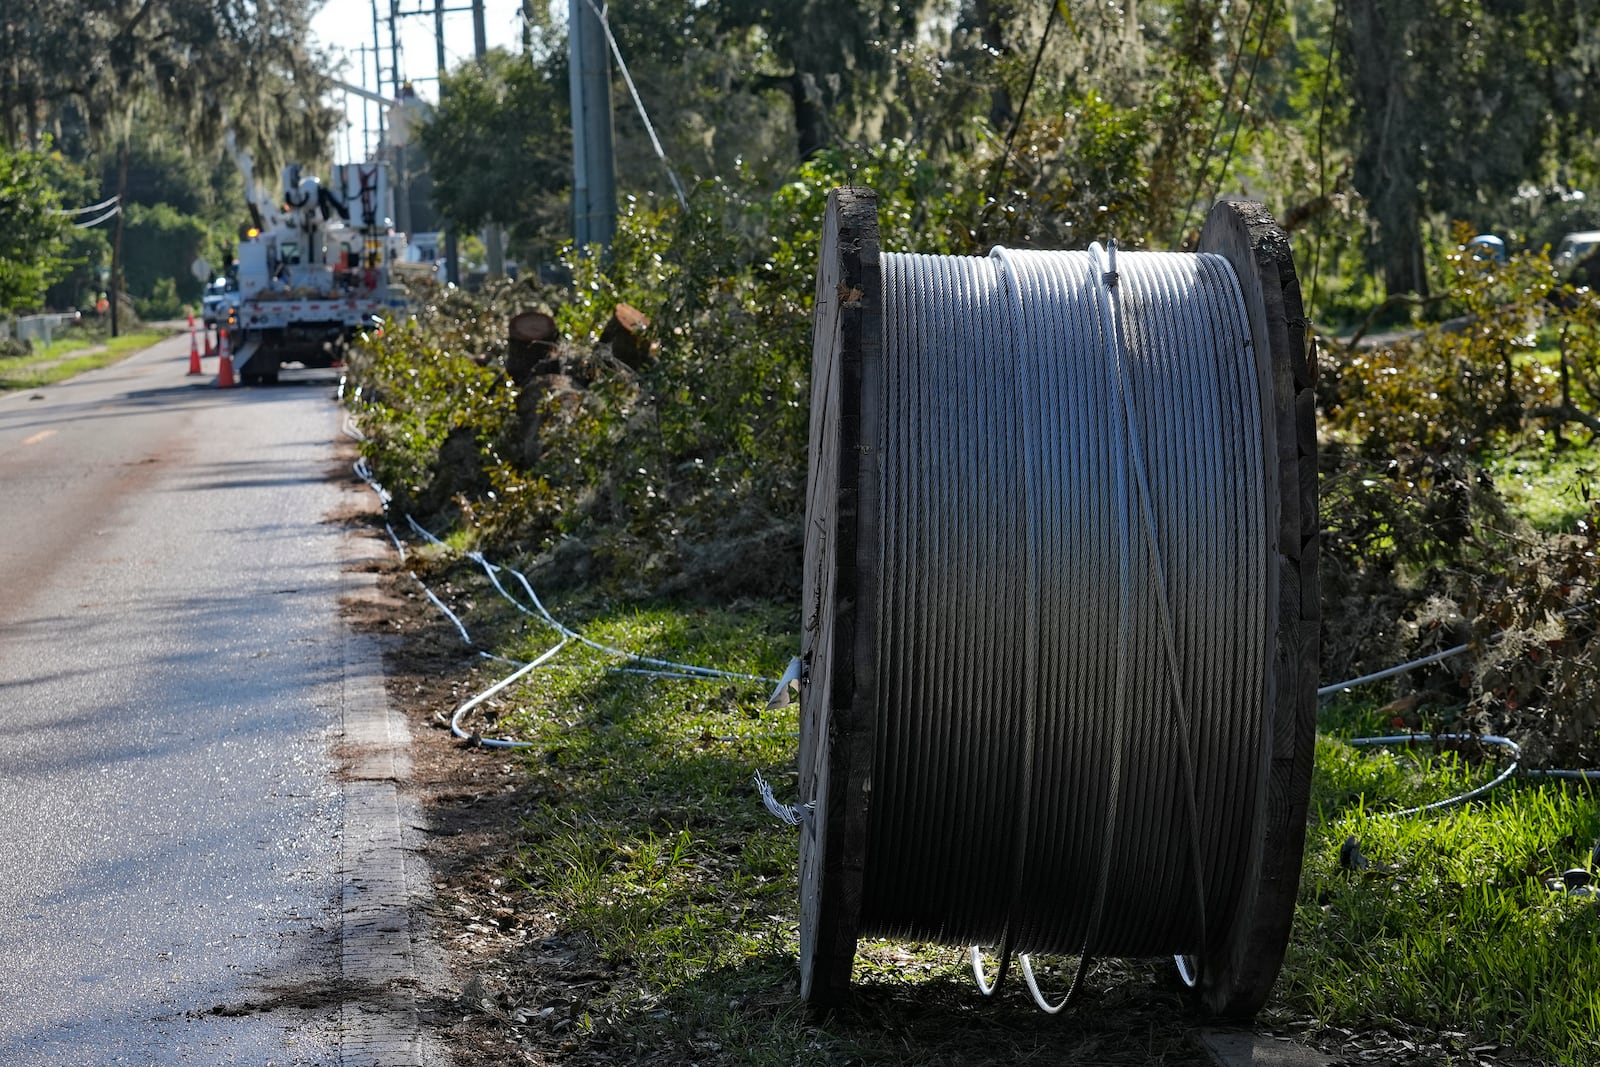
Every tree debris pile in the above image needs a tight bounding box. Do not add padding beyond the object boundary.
[1317,233,1600,766]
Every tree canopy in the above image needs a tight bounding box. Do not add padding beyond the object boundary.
[1342,0,1600,295]
[0,141,71,313]
[3,0,1597,311]
[1,0,337,172]
[0,0,339,326]
[421,48,572,266]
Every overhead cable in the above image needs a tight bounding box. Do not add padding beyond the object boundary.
[582,0,689,209]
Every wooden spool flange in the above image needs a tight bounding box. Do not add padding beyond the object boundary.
[797,192,1318,1016]
[1192,199,1320,1017]
[797,187,882,1008]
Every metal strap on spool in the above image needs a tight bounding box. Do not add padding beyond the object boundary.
[798,189,1318,1017]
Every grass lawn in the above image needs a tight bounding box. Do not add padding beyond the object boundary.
[1287,728,1600,1064]
[0,326,172,390]
[1488,442,1600,532]
[403,545,1600,1066]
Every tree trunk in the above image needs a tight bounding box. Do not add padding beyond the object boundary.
[1373,194,1428,299]
[1346,0,1430,298]
[110,138,129,338]
[790,72,826,161]
[975,0,1012,130]
[1555,323,1573,449]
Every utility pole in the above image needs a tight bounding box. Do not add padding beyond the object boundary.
[568,0,616,253]
[371,0,386,163]
[436,0,460,284]
[474,0,506,278]
[356,45,372,159]
[388,0,402,97]
[388,0,411,236]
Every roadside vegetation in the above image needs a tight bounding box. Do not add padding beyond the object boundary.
[335,3,1600,1064]
[343,200,1600,1064]
[0,321,171,390]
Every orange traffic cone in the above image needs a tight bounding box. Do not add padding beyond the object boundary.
[204,327,215,357]
[217,328,235,388]
[187,323,203,375]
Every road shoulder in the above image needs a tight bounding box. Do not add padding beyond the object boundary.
[338,486,452,1067]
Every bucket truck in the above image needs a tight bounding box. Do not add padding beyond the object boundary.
[224,136,410,384]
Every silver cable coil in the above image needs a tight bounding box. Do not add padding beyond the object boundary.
[859,245,1273,964]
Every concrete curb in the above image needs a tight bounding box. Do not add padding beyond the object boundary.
[339,524,446,1066]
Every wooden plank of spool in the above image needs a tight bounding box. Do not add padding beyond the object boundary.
[798,187,883,1007]
[1196,199,1320,1017]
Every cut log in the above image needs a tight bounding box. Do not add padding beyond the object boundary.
[600,303,655,371]
[506,310,559,385]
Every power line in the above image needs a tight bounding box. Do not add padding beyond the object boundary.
[985,0,1071,207]
[53,194,120,216]
[581,0,687,208]
[1205,0,1278,209]
[1171,0,1262,247]
[73,204,123,229]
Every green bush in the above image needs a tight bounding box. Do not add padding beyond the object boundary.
[344,304,521,522]
[345,143,980,596]
[122,202,209,306]
[1315,226,1600,764]
[134,277,183,321]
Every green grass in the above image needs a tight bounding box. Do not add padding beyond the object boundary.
[456,589,817,1055]
[420,561,1215,1065]
[411,549,1600,1065]
[1281,733,1600,1065]
[1488,443,1600,533]
[0,327,171,390]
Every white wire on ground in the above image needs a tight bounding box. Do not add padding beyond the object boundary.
[1313,608,1600,788]
[414,572,474,647]
[753,771,803,827]
[386,524,408,561]
[467,553,779,685]
[347,447,793,771]
[1319,601,1600,698]
[353,459,766,682]
[1342,734,1523,817]
[1523,768,1600,781]
[406,514,447,549]
[1317,643,1469,698]
[447,640,571,750]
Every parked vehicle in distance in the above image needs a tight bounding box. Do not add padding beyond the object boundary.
[1553,230,1600,276]
[201,278,236,328]
[1467,234,1506,262]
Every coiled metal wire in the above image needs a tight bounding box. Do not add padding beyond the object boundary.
[860,245,1271,968]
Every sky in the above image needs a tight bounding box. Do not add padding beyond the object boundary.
[311,0,538,164]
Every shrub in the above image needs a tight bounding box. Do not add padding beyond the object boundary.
[1317,226,1600,764]
[134,277,184,321]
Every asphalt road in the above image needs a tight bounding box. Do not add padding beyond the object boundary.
[0,337,420,1065]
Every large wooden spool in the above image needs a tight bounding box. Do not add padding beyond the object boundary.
[797,188,1318,1016]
